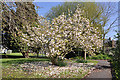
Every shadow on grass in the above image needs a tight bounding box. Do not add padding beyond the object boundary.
[1,54,50,67]
[2,58,49,63]
[2,58,50,67]
[1,55,24,58]
[0,54,48,58]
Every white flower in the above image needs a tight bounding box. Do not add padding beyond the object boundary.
[19,4,102,60]
[27,43,30,46]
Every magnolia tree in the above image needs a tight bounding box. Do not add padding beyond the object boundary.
[20,4,102,65]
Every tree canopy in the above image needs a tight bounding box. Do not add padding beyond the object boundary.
[2,2,39,57]
[20,4,102,64]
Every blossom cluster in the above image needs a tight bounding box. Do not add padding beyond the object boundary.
[20,4,103,59]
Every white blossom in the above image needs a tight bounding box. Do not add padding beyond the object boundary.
[20,4,103,59]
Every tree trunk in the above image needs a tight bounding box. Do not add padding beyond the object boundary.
[103,34,105,54]
[4,52,8,58]
[50,57,58,65]
[84,50,86,60]
[37,53,39,57]
[22,52,29,58]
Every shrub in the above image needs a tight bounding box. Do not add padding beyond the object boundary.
[57,61,67,67]
[111,33,120,79]
[76,59,87,63]
[74,56,84,59]
[90,54,112,60]
[56,58,67,67]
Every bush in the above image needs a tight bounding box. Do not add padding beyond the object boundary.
[111,33,120,79]
[73,56,84,59]
[112,61,120,79]
[56,58,67,67]
[76,59,87,63]
[90,54,112,60]
[57,61,67,67]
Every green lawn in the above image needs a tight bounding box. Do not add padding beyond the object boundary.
[1,53,97,78]
[1,53,48,67]
[87,60,98,65]
[73,59,98,65]
[1,52,46,57]
[1,57,50,78]
[2,58,50,67]
[1,53,50,78]
[6,53,23,56]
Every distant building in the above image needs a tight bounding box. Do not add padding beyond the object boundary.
[104,37,116,48]
[112,40,116,48]
[104,37,116,55]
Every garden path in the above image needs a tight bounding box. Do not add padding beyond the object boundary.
[84,60,112,80]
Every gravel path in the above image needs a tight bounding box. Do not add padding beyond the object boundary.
[84,60,112,79]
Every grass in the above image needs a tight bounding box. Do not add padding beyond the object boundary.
[2,65,89,78]
[1,54,50,78]
[2,68,36,78]
[1,52,46,57]
[13,53,45,56]
[71,54,113,60]
[75,59,98,65]
[58,68,88,78]
[6,53,23,56]
[1,53,49,67]
[1,53,95,78]
[87,60,98,65]
[2,58,49,67]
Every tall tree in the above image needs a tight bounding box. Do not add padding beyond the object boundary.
[100,2,118,53]
[21,5,102,64]
[2,2,39,58]
[2,2,20,51]
[46,2,118,54]
[46,2,103,31]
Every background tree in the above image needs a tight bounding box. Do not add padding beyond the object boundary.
[46,2,103,31]
[46,2,118,54]
[112,32,120,79]
[2,2,39,58]
[2,2,20,51]
[99,2,118,53]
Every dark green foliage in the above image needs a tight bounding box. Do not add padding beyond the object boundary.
[65,48,85,59]
[112,61,120,79]
[57,60,67,67]
[89,54,112,60]
[73,56,84,60]
[2,2,39,57]
[112,33,120,79]
[76,59,87,63]
[2,3,19,50]
[56,58,67,67]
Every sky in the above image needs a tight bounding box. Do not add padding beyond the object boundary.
[34,2,62,17]
[3,0,120,2]
[33,2,118,40]
[33,0,120,2]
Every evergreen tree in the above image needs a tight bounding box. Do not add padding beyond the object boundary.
[2,2,39,58]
